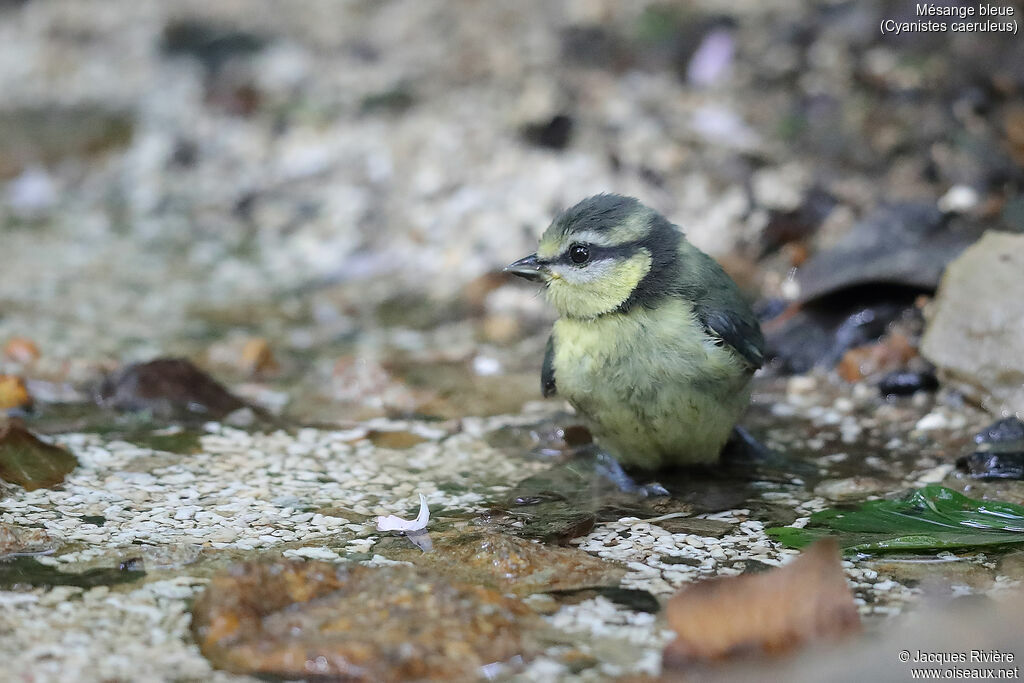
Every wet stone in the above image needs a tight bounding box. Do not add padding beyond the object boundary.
[521,113,574,150]
[878,370,939,398]
[191,560,539,680]
[974,417,1024,445]
[957,452,1024,480]
[0,420,78,491]
[796,202,970,303]
[95,358,252,422]
[0,524,53,557]
[376,529,625,595]
[921,232,1024,417]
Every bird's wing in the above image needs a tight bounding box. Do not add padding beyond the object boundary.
[698,306,766,370]
[542,334,557,397]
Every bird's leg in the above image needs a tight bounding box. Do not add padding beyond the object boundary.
[721,425,774,463]
[593,451,669,498]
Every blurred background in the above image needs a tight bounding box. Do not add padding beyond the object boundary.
[1,0,1023,423]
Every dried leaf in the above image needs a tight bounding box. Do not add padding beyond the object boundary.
[663,539,859,667]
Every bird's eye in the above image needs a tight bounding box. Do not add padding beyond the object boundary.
[568,243,590,264]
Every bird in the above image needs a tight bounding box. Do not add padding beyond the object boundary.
[504,193,764,471]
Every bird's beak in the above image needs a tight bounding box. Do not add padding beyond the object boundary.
[503,253,548,282]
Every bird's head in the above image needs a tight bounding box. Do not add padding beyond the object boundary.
[504,194,681,319]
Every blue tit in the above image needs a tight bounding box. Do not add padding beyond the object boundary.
[505,194,764,470]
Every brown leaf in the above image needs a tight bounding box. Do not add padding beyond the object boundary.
[0,420,78,491]
[663,539,860,668]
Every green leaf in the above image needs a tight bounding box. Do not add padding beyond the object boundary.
[766,485,1024,553]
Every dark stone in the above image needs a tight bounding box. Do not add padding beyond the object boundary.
[160,19,267,74]
[956,452,1024,480]
[796,203,978,304]
[521,114,574,150]
[974,417,1024,445]
[878,370,939,398]
[95,358,250,422]
[119,557,145,572]
[739,559,776,574]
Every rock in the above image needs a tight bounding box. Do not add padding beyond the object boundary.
[521,114,574,150]
[377,529,625,595]
[662,539,859,668]
[160,20,267,74]
[191,560,538,680]
[920,232,1024,417]
[95,358,250,422]
[0,524,53,557]
[877,370,939,398]
[796,203,974,304]
[0,420,78,491]
[957,452,1024,480]
[974,417,1024,445]
[0,375,32,411]
[957,416,1024,480]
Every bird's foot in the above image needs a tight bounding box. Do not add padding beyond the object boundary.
[594,451,669,498]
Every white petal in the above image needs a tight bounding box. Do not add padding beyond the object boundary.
[376,494,430,532]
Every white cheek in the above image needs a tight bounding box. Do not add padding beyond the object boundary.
[553,260,615,285]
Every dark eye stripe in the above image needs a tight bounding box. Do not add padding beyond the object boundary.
[539,241,645,267]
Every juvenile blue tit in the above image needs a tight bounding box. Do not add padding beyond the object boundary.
[505,194,765,470]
